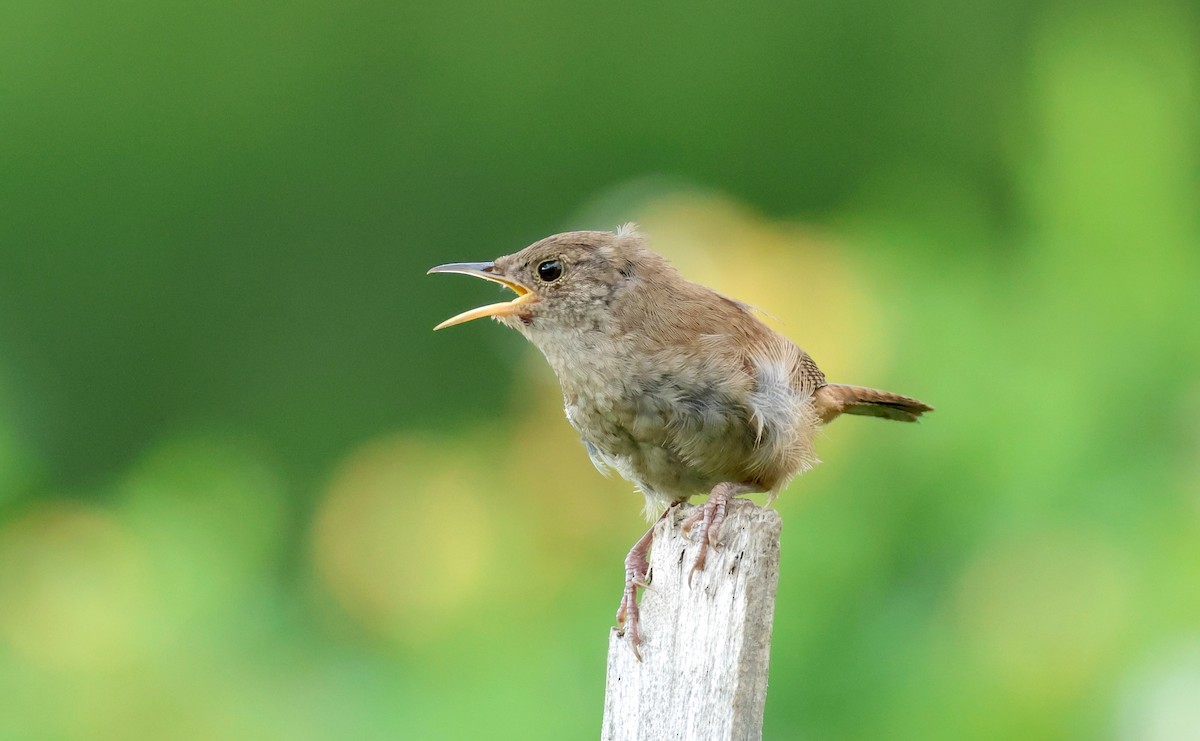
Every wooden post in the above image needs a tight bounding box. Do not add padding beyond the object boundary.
[602,500,782,741]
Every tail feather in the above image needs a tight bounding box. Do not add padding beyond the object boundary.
[814,383,933,423]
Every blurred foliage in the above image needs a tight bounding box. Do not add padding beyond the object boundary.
[1,0,1199,738]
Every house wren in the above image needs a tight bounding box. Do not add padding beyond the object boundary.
[428,225,932,657]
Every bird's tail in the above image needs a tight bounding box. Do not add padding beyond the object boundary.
[813,383,933,423]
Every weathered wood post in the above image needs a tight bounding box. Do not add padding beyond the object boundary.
[602,500,783,741]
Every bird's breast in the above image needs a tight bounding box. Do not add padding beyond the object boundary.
[559,360,766,506]
[553,342,824,514]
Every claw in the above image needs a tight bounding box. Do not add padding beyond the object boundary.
[633,579,655,594]
[615,584,644,660]
[613,506,678,662]
[684,483,744,587]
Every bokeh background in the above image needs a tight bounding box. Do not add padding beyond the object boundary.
[2,1,1198,738]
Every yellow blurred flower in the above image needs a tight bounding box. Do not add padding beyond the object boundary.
[312,435,493,648]
[0,503,151,672]
[954,530,1132,700]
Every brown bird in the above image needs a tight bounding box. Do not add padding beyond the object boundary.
[428,225,931,656]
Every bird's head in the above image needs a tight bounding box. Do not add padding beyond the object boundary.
[428,225,659,336]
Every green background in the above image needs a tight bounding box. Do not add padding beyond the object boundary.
[2,0,1198,738]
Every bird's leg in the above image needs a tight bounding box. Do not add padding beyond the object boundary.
[615,504,676,660]
[681,482,749,583]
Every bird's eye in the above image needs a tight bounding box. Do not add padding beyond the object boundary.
[537,259,563,282]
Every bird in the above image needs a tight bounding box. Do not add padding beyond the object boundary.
[428,224,931,657]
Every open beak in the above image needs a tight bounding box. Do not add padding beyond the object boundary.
[426,261,537,330]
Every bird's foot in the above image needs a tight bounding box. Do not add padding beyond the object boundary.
[615,505,676,661]
[615,575,645,661]
[615,542,650,615]
[681,483,743,585]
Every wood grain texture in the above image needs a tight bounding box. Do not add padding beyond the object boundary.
[602,500,782,741]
